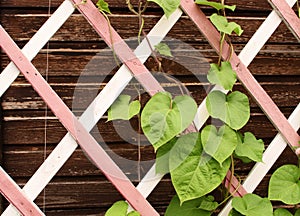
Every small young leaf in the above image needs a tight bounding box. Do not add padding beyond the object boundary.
[156,137,178,174]
[201,125,238,165]
[107,95,140,121]
[232,194,273,216]
[210,13,243,36]
[198,195,218,211]
[273,208,293,216]
[105,200,128,216]
[234,132,265,163]
[170,133,230,203]
[96,0,111,14]
[206,90,250,130]
[147,0,180,18]
[269,165,300,205]
[141,92,197,151]
[165,195,211,216]
[154,42,173,57]
[195,0,236,11]
[207,61,237,91]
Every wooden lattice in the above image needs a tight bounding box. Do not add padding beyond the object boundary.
[0,0,299,215]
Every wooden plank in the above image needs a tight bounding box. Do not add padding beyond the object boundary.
[0,26,159,215]
[269,0,300,42]
[0,167,44,215]
[1,14,298,44]
[181,0,300,150]
[0,0,75,97]
[2,7,183,216]
[219,103,300,215]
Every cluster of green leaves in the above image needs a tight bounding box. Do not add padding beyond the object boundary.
[103,0,300,215]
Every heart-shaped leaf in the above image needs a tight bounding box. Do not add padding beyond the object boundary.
[105,200,128,216]
[156,137,177,174]
[155,42,173,57]
[147,0,180,18]
[141,92,197,151]
[207,61,237,91]
[210,13,243,36]
[107,94,140,121]
[269,165,300,205]
[170,133,230,203]
[273,209,293,216]
[165,195,212,216]
[195,0,236,11]
[206,90,250,130]
[234,132,265,163]
[201,125,238,165]
[232,194,273,216]
[96,0,111,14]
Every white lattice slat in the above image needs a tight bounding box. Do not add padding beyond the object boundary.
[2,8,183,216]
[0,0,74,97]
[219,103,300,215]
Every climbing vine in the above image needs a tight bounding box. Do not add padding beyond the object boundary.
[97,0,300,215]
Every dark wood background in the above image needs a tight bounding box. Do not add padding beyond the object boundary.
[0,0,300,215]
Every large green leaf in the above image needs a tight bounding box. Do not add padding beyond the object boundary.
[229,209,243,216]
[269,165,300,205]
[170,133,230,203]
[201,125,238,165]
[295,209,300,216]
[165,195,212,216]
[141,92,197,151]
[156,137,177,174]
[232,194,273,216]
[127,211,140,216]
[273,209,293,216]
[206,90,250,130]
[207,61,237,91]
[105,200,128,216]
[147,0,180,18]
[107,95,140,121]
[234,132,264,162]
[195,0,236,11]
[210,13,243,36]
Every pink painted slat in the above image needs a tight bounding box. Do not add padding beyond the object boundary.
[72,0,164,96]
[268,0,300,41]
[224,171,247,197]
[180,0,300,150]
[0,25,159,216]
[72,0,248,198]
[0,167,44,216]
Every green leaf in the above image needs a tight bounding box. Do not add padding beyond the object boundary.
[206,90,250,130]
[156,137,177,174]
[207,61,237,91]
[234,132,264,163]
[229,209,243,216]
[141,92,197,151]
[210,13,243,36]
[165,195,212,216]
[198,195,218,211]
[105,200,128,216]
[107,95,141,121]
[273,209,293,216]
[170,133,230,203]
[127,211,140,216]
[96,0,111,14]
[195,0,236,11]
[232,194,273,216]
[201,125,238,165]
[147,0,180,18]
[295,209,300,216]
[268,165,300,205]
[155,42,173,57]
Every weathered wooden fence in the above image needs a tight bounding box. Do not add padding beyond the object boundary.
[0,0,300,215]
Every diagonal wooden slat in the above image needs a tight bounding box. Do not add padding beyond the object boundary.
[268,0,300,41]
[0,0,74,97]
[0,25,159,216]
[0,167,45,216]
[180,0,300,151]
[2,8,183,216]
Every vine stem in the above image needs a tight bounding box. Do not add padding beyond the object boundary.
[217,32,226,66]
